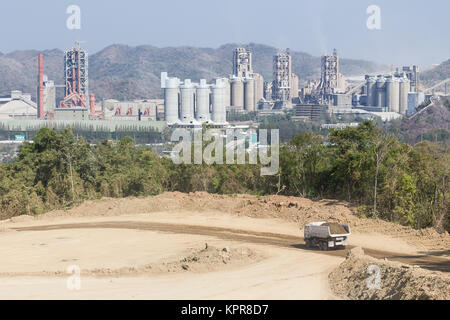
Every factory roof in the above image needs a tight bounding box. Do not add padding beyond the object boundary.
[0,100,37,119]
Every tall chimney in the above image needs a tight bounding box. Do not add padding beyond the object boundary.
[38,54,44,119]
[90,94,96,118]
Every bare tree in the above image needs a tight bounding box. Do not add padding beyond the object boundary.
[372,134,390,218]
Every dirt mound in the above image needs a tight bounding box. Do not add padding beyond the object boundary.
[0,244,263,278]
[84,245,263,276]
[321,222,348,235]
[16,192,450,253]
[329,247,450,300]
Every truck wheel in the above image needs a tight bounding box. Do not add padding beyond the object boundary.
[305,239,311,248]
[320,242,328,251]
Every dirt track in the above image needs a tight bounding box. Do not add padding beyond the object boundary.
[14,221,450,273]
[1,193,448,299]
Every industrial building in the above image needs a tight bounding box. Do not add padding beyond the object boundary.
[296,52,428,120]
[37,42,103,121]
[317,49,347,98]
[271,50,299,104]
[63,43,89,103]
[397,66,419,92]
[292,104,326,121]
[355,68,420,115]
[233,48,253,78]
[102,99,164,121]
[161,72,228,125]
[0,91,37,120]
[228,48,264,112]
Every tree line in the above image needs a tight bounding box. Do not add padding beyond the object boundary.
[0,121,448,232]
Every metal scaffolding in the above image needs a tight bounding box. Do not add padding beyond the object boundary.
[62,41,89,108]
[272,51,292,101]
[319,49,339,97]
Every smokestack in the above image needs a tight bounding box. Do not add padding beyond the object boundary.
[38,54,44,119]
[89,94,96,118]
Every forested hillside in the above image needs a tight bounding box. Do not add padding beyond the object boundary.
[0,121,448,232]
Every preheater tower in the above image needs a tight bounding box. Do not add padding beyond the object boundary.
[272,51,292,101]
[64,42,88,101]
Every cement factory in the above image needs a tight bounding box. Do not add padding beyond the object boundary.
[0,41,449,137]
[160,47,302,126]
[161,75,228,125]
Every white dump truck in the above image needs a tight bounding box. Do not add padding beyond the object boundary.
[304,222,350,250]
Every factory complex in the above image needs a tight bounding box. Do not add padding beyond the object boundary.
[0,42,449,141]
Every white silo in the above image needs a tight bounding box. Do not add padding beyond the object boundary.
[223,78,231,108]
[180,79,195,123]
[386,76,399,113]
[244,77,255,111]
[164,76,180,124]
[231,77,244,109]
[392,77,400,113]
[399,77,411,115]
[211,79,227,124]
[366,76,376,107]
[253,73,265,103]
[196,79,210,122]
[376,76,386,109]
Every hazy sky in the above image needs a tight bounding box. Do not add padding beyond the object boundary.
[0,0,448,67]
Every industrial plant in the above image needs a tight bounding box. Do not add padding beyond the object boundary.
[161,73,228,126]
[0,41,449,141]
[356,67,418,115]
[271,50,299,106]
[229,48,264,112]
[36,41,103,121]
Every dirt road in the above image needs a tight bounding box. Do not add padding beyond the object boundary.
[14,221,450,273]
[0,193,448,299]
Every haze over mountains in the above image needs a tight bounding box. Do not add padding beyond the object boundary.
[0,42,409,101]
[421,59,450,85]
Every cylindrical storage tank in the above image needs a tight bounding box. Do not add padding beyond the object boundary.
[244,78,255,111]
[180,79,195,123]
[399,77,410,115]
[212,79,226,124]
[231,77,244,109]
[366,76,376,107]
[392,78,400,113]
[253,73,264,103]
[196,79,210,122]
[223,78,231,108]
[386,77,396,112]
[164,77,180,124]
[376,76,386,109]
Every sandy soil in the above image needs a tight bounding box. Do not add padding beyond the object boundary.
[0,249,341,300]
[0,192,448,300]
[329,247,450,300]
[0,216,341,299]
[5,192,446,254]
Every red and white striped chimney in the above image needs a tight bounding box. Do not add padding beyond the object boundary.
[38,54,44,119]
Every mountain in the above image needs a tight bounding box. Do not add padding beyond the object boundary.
[0,49,64,98]
[0,43,386,101]
[388,98,450,144]
[421,59,450,86]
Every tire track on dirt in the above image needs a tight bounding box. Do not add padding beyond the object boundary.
[15,221,450,272]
